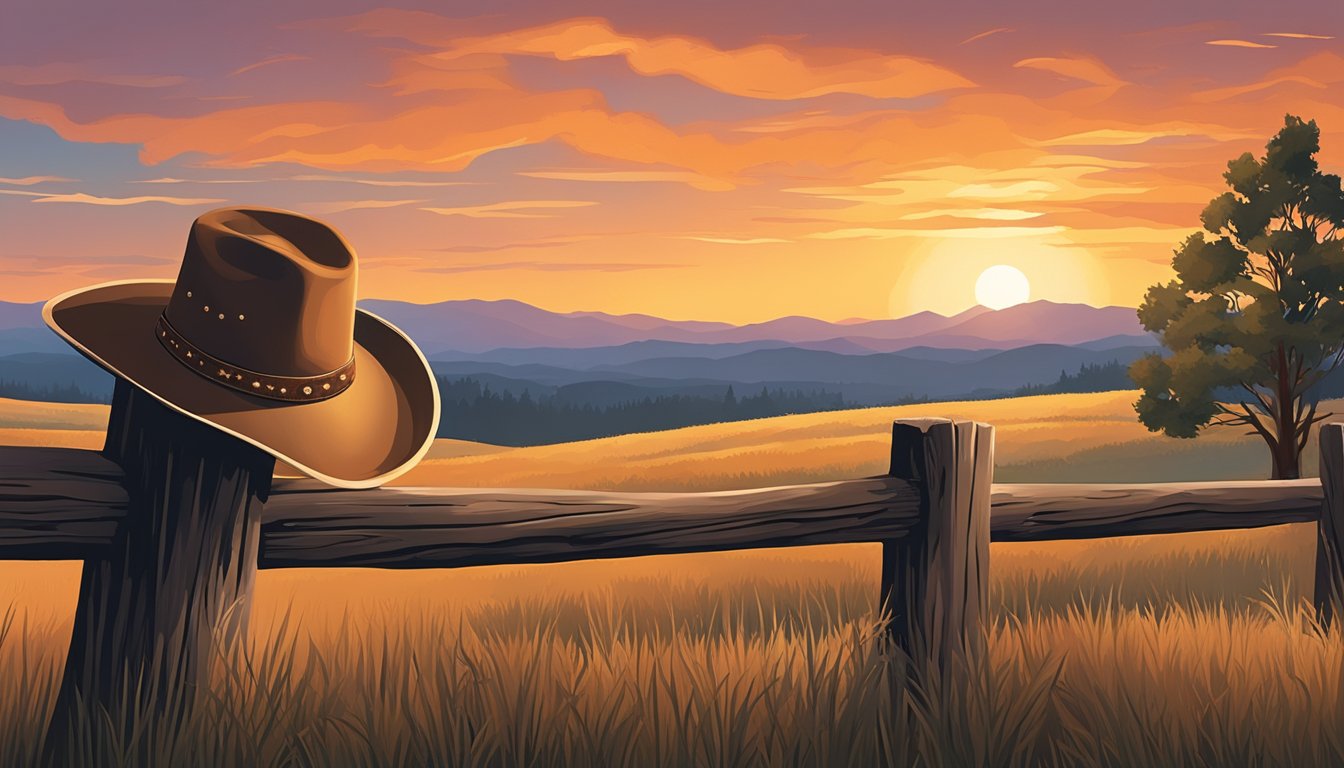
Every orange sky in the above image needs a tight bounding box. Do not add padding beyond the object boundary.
[1,2,1342,322]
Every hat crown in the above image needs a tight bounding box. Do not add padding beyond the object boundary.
[163,208,357,378]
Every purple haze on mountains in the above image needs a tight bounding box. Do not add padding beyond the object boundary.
[357,298,1145,355]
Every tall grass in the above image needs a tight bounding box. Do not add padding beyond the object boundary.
[2,524,1342,766]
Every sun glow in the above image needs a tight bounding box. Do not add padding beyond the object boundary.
[974,265,1031,309]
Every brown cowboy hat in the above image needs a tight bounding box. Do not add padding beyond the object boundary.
[44,207,440,488]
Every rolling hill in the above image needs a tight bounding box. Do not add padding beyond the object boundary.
[0,390,1299,488]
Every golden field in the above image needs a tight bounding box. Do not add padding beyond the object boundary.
[1,391,1342,766]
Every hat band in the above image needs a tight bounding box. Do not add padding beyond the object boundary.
[155,313,356,403]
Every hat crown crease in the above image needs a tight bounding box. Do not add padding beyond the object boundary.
[162,208,358,379]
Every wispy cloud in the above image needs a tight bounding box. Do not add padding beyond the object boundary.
[230,54,310,77]
[0,175,76,185]
[289,174,473,187]
[134,177,265,184]
[307,198,425,214]
[808,225,1067,240]
[385,15,975,100]
[1206,39,1277,49]
[520,169,734,192]
[421,200,598,219]
[961,27,1011,45]
[0,63,185,88]
[26,192,224,206]
[947,181,1061,200]
[418,260,682,274]
[1037,128,1190,147]
[900,208,1044,221]
[679,236,789,244]
[1014,56,1127,88]
[1264,32,1334,40]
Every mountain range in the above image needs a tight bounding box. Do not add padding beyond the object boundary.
[358,298,1149,355]
[0,298,1157,412]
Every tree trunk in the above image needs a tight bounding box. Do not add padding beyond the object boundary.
[43,380,272,763]
[1268,419,1302,480]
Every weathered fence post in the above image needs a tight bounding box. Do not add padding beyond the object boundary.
[882,418,993,668]
[43,379,273,757]
[1316,423,1344,629]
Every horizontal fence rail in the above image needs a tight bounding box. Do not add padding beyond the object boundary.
[0,445,1328,563]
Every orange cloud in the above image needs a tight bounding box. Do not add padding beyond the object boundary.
[307,199,425,214]
[421,200,598,218]
[230,54,310,77]
[0,175,76,185]
[1206,39,1277,49]
[520,169,735,192]
[1264,32,1334,40]
[29,192,225,206]
[1014,56,1127,88]
[429,18,975,100]
[961,27,1012,45]
[0,63,184,88]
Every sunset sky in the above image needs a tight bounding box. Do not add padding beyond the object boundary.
[2,0,1342,322]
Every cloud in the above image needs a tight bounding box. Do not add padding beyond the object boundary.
[679,236,789,244]
[290,174,473,187]
[519,169,735,192]
[28,192,225,206]
[307,198,426,214]
[0,175,77,185]
[0,63,185,88]
[808,225,1067,240]
[421,200,598,218]
[417,260,683,274]
[1193,75,1328,103]
[900,208,1043,221]
[230,54,310,77]
[384,16,975,100]
[1037,128,1192,146]
[1014,56,1127,88]
[1205,40,1277,49]
[948,181,1060,200]
[1264,33,1334,40]
[133,177,266,184]
[961,27,1012,45]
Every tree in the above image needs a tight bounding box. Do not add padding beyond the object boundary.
[1131,115,1344,479]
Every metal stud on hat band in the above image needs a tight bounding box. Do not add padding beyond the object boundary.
[155,313,355,402]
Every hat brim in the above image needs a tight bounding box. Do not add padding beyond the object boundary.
[44,279,440,489]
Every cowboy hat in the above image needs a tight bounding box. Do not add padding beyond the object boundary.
[43,207,440,489]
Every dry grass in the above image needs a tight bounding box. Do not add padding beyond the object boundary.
[1,392,1343,765]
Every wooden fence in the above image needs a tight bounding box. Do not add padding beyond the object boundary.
[3,380,1344,753]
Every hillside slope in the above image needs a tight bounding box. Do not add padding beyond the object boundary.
[0,390,1323,489]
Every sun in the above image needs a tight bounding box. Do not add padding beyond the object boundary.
[974,265,1031,310]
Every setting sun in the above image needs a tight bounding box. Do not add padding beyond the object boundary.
[975,265,1031,310]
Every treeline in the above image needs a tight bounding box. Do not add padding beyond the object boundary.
[1013,360,1132,397]
[437,378,848,445]
[0,378,110,404]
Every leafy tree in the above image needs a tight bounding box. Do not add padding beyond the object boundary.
[1131,115,1344,479]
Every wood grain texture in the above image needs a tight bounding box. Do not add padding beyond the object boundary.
[1316,423,1344,628]
[0,448,1328,563]
[259,477,923,568]
[990,479,1321,541]
[44,381,274,757]
[881,419,991,667]
[0,445,123,559]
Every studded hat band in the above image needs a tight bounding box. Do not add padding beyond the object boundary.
[155,314,355,403]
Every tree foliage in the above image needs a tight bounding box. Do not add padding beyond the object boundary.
[1131,115,1344,478]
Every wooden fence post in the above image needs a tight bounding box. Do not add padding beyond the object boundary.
[43,379,273,757]
[1316,423,1344,629]
[882,418,993,668]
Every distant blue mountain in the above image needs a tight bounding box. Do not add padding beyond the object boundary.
[0,297,1156,409]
